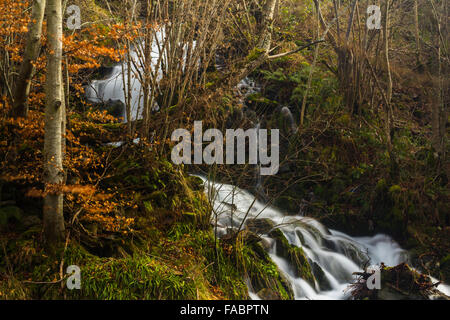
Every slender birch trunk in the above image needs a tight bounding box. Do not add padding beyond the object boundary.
[430,0,446,160]
[413,0,421,68]
[43,0,65,247]
[229,0,279,87]
[300,5,321,127]
[383,0,393,152]
[12,0,46,118]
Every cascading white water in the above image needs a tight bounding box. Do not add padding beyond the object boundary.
[200,177,449,300]
[85,48,147,122]
[84,32,449,300]
[85,28,258,125]
[85,27,193,122]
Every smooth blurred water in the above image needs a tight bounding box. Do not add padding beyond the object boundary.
[84,30,448,300]
[201,178,448,300]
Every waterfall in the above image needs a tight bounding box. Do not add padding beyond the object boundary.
[84,35,449,300]
[84,48,146,122]
[84,27,190,122]
[280,106,297,134]
[234,77,267,201]
[199,177,449,300]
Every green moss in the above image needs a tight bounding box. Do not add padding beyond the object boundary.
[440,255,450,282]
[269,229,291,257]
[273,196,298,213]
[67,254,199,300]
[186,175,205,191]
[246,48,266,62]
[268,228,315,287]
[236,239,294,300]
[287,246,315,285]
[389,185,402,194]
[246,93,277,106]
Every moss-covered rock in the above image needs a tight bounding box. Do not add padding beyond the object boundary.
[312,261,332,291]
[257,288,281,300]
[268,228,315,287]
[229,231,294,300]
[440,255,450,283]
[378,263,448,300]
[268,228,291,257]
[246,218,275,235]
[288,246,315,286]
[186,175,205,191]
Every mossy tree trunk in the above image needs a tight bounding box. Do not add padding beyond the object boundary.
[12,0,46,118]
[228,0,279,87]
[430,0,447,165]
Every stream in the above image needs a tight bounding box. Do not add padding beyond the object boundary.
[85,37,450,300]
[200,177,450,300]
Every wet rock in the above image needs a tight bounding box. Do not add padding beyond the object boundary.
[268,228,291,257]
[243,231,262,246]
[257,288,281,300]
[336,240,370,268]
[246,218,275,234]
[350,263,450,300]
[278,271,295,299]
[288,246,315,287]
[294,229,305,246]
[312,261,332,291]
[96,65,115,79]
[258,237,273,251]
[322,238,337,251]
[104,99,125,118]
[268,228,315,287]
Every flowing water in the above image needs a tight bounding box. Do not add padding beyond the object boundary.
[85,37,449,300]
[200,177,450,300]
[85,28,184,122]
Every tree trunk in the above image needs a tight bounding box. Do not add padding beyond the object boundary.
[413,0,422,69]
[428,0,448,170]
[300,4,321,127]
[228,0,278,86]
[431,0,446,160]
[43,0,65,248]
[12,0,46,118]
[383,0,393,152]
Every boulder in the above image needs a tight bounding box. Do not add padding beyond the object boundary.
[257,288,281,300]
[268,228,315,287]
[246,218,275,235]
[312,261,332,291]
